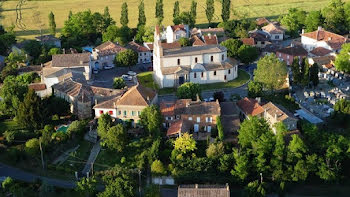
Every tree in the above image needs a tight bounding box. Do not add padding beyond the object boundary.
[137,1,146,28]
[335,43,350,73]
[120,2,129,27]
[178,37,191,47]
[220,39,243,58]
[68,10,73,19]
[142,27,154,43]
[97,113,113,140]
[238,116,271,148]
[76,177,97,197]
[48,11,56,36]
[41,125,54,147]
[98,176,134,197]
[114,49,138,69]
[151,160,167,176]
[206,0,215,25]
[322,0,346,34]
[248,81,263,98]
[155,0,164,25]
[0,29,16,56]
[17,89,45,129]
[175,12,196,28]
[173,1,180,23]
[206,142,224,159]
[238,44,259,64]
[291,57,302,85]
[221,0,231,22]
[271,133,286,182]
[139,105,163,137]
[48,48,61,56]
[25,138,40,156]
[304,10,323,32]
[213,91,224,102]
[103,6,115,30]
[309,63,319,87]
[301,58,310,86]
[176,82,201,100]
[102,25,120,42]
[231,148,250,181]
[280,8,306,37]
[23,40,42,62]
[103,124,127,152]
[190,1,197,23]
[113,77,126,89]
[254,54,288,91]
[67,120,87,138]
[217,116,224,141]
[174,133,196,154]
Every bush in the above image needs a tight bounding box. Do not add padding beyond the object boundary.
[67,120,88,138]
[25,138,40,156]
[113,77,126,89]
[4,130,38,144]
[176,82,201,100]
[151,160,167,176]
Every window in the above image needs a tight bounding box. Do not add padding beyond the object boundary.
[222,54,224,61]
[138,111,141,116]
[201,72,204,78]
[279,53,281,57]
[214,71,217,76]
[194,73,197,78]
[224,75,227,80]
[195,57,198,63]
[209,117,212,123]
[132,111,136,116]
[123,111,127,116]
[118,110,121,115]
[177,59,180,65]
[210,56,214,62]
[188,117,192,121]
[109,111,113,115]
[261,41,265,44]
[197,117,200,123]
[228,69,231,74]
[275,35,280,39]
[99,110,104,114]
[144,53,146,56]
[207,126,212,133]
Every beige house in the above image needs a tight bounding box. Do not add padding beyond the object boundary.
[126,41,152,64]
[262,102,298,133]
[93,84,158,127]
[92,41,126,70]
[262,22,285,41]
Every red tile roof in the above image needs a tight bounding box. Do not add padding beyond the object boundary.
[28,83,46,91]
[237,97,264,116]
[301,28,347,50]
[262,23,285,34]
[256,17,270,26]
[310,47,332,56]
[276,45,308,56]
[241,38,255,46]
[160,101,175,116]
[161,42,181,49]
[171,24,186,32]
[127,41,150,52]
[166,119,191,136]
[203,35,218,45]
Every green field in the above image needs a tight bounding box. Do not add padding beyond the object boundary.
[2,0,350,39]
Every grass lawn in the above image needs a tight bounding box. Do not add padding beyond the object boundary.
[0,119,23,135]
[60,140,93,172]
[2,0,350,39]
[137,71,158,90]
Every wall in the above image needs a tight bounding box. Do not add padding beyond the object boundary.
[181,114,218,132]
[270,33,284,41]
[137,51,152,64]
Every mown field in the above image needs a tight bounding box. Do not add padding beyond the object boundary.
[1,0,350,39]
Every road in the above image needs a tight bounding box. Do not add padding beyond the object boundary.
[0,162,76,189]
[81,140,101,176]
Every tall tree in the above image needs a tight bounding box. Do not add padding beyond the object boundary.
[103,6,115,30]
[155,0,164,25]
[0,76,28,116]
[190,1,197,21]
[114,49,138,69]
[301,58,310,86]
[309,63,319,87]
[68,10,73,20]
[176,82,201,101]
[335,43,350,73]
[104,124,128,152]
[322,0,346,34]
[238,116,271,148]
[221,0,231,22]
[137,0,146,27]
[220,38,243,58]
[238,44,259,64]
[206,0,215,25]
[17,89,45,129]
[48,11,56,36]
[139,105,163,138]
[291,57,302,85]
[254,54,288,91]
[173,1,180,22]
[97,113,113,141]
[120,2,129,27]
[280,8,306,37]
[304,10,323,32]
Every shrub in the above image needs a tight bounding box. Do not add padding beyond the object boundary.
[113,77,126,89]
[25,138,40,156]
[151,160,167,176]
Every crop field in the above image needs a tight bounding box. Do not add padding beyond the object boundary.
[1,0,350,39]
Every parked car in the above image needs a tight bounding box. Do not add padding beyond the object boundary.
[93,69,99,74]
[127,71,137,76]
[122,74,133,81]
[104,65,114,70]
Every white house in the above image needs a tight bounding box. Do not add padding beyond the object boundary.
[91,41,126,70]
[262,22,285,41]
[301,26,347,53]
[165,24,189,43]
[127,41,152,64]
[153,26,238,88]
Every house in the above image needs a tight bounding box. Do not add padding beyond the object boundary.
[261,102,298,133]
[153,27,238,88]
[127,41,152,64]
[28,83,50,98]
[92,41,126,70]
[35,35,61,48]
[308,56,335,69]
[301,27,348,53]
[256,17,270,26]
[248,30,270,48]
[191,27,226,43]
[166,24,190,43]
[262,22,285,41]
[275,45,308,65]
[18,65,43,75]
[93,84,157,127]
[52,78,123,119]
[309,47,334,57]
[178,184,230,197]
[191,34,218,46]
[241,38,255,46]
[162,98,221,138]
[236,97,264,120]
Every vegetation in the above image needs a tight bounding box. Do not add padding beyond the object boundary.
[335,43,350,73]
[114,49,138,69]
[205,0,215,25]
[48,11,56,36]
[176,82,201,100]
[113,77,126,89]
[120,2,129,27]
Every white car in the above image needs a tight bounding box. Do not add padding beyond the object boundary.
[93,69,99,74]
[104,65,114,70]
[122,75,133,81]
[127,71,137,76]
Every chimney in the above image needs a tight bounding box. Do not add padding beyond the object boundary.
[113,102,116,108]
[208,33,212,39]
[318,26,322,31]
[290,42,294,47]
[186,101,190,108]
[147,96,150,102]
[41,63,43,68]
[80,60,83,65]
[95,99,97,105]
[255,97,261,104]
[196,94,201,102]
[226,183,229,191]
[195,184,198,189]
[62,48,66,54]
[301,29,305,34]
[328,37,332,41]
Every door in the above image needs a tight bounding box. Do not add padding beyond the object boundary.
[194,124,199,132]
[179,76,185,85]
[207,126,211,133]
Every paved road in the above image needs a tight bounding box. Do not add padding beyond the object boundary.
[0,163,76,189]
[82,140,101,176]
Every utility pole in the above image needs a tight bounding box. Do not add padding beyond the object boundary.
[138,169,142,197]
[39,138,45,170]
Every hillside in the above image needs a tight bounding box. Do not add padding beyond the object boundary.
[1,0,350,39]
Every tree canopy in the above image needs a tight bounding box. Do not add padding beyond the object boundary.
[335,43,350,73]
[114,49,138,68]
[220,39,243,58]
[176,82,201,101]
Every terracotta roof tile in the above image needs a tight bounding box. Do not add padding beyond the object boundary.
[241,38,255,46]
[116,84,156,106]
[166,119,191,136]
[28,83,46,91]
[52,53,91,68]
[262,23,285,34]
[261,102,297,122]
[127,41,150,52]
[256,17,270,26]
[276,45,308,56]
[237,97,264,116]
[161,42,181,49]
[171,24,186,32]
[95,41,126,56]
[203,35,218,45]
[160,101,176,116]
[310,47,332,56]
